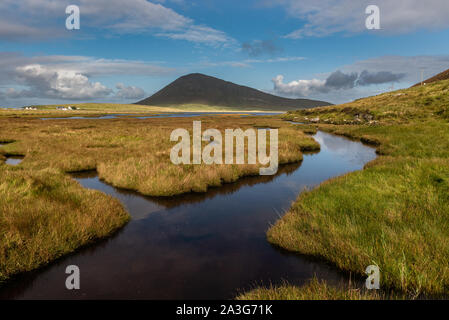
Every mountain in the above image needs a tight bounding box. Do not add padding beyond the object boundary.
[137,73,331,111]
[412,68,449,87]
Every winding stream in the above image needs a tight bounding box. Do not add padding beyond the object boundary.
[0,131,376,299]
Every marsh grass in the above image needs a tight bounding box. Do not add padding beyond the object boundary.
[0,116,318,196]
[259,80,449,298]
[0,167,129,282]
[0,113,316,282]
[236,278,396,300]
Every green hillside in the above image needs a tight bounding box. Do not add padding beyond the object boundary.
[244,79,449,299]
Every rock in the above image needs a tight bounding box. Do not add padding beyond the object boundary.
[362,113,374,121]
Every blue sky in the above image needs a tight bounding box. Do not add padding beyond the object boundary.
[1,0,449,107]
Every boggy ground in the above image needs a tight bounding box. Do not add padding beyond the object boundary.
[0,113,318,283]
[243,79,449,299]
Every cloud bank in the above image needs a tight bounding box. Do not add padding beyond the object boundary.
[0,53,166,102]
[115,83,146,99]
[271,54,449,100]
[266,0,449,38]
[0,0,235,46]
[273,70,405,97]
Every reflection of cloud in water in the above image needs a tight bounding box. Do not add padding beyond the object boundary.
[313,131,376,167]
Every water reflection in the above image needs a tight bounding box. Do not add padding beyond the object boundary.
[0,131,376,300]
[40,112,282,120]
[5,156,24,165]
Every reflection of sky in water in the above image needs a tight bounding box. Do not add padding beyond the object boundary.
[0,131,376,300]
[5,157,23,165]
[40,112,281,120]
[314,132,376,167]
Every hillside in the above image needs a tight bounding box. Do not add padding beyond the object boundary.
[250,77,449,298]
[137,73,331,111]
[285,78,449,125]
[412,68,449,87]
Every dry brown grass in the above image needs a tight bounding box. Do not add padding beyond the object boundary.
[0,113,317,282]
[0,115,318,196]
[0,167,129,282]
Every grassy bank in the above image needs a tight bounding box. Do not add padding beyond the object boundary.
[243,80,449,299]
[0,115,318,196]
[237,278,391,300]
[0,113,316,282]
[0,167,129,282]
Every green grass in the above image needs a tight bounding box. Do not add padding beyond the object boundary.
[0,167,129,282]
[243,80,449,299]
[237,278,394,300]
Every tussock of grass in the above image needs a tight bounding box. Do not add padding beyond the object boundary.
[264,80,449,297]
[237,278,387,300]
[0,116,318,196]
[0,167,129,282]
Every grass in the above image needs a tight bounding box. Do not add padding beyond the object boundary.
[0,167,129,282]
[0,112,316,282]
[242,79,449,299]
[237,278,394,300]
[0,115,318,196]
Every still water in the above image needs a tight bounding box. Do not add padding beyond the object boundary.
[40,112,282,120]
[5,156,23,165]
[0,131,376,299]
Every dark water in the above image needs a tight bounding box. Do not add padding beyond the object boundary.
[0,132,376,300]
[40,112,282,120]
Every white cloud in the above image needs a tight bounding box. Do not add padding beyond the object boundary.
[197,56,306,68]
[245,56,306,63]
[0,21,57,40]
[115,83,146,99]
[267,0,449,38]
[0,52,174,84]
[272,69,406,98]
[156,25,236,47]
[272,54,449,101]
[13,64,112,100]
[272,75,326,96]
[0,0,234,46]
[0,53,168,102]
